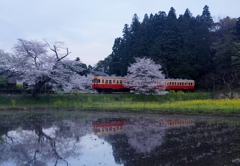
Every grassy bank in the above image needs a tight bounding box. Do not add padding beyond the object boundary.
[0,92,240,116]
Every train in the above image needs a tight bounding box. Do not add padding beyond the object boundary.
[91,75,195,93]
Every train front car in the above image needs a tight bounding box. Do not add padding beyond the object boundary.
[92,76,129,93]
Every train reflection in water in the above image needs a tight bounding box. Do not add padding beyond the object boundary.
[92,118,195,136]
[92,118,127,135]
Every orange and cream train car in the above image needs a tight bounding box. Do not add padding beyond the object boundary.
[92,76,194,93]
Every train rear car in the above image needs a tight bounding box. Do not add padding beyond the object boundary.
[164,79,195,90]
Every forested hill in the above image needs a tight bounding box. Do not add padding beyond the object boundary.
[95,5,240,88]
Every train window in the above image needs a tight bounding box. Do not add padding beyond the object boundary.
[117,80,119,84]
[105,80,108,84]
[93,79,100,83]
[102,79,104,83]
[109,80,112,84]
[96,79,100,83]
[120,80,122,84]
[113,80,115,83]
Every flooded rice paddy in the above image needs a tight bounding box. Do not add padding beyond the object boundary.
[0,110,240,166]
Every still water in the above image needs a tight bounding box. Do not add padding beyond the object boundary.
[0,110,240,166]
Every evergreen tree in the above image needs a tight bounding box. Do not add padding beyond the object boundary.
[129,13,142,58]
[177,9,197,79]
[231,18,240,69]
[108,38,125,76]
[212,17,237,68]
[149,11,166,63]
[159,7,180,78]
[235,17,240,40]
[201,5,213,28]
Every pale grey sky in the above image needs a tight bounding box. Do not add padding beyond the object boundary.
[0,0,239,66]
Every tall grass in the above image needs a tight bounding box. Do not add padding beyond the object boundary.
[0,92,239,116]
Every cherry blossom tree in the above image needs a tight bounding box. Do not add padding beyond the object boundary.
[124,57,166,95]
[68,74,96,93]
[0,49,18,76]
[12,39,83,98]
[0,50,9,74]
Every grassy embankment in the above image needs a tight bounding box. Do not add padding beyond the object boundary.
[0,92,240,116]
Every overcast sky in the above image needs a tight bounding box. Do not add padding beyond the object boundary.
[0,0,239,66]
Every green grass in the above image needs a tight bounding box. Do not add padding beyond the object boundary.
[0,92,239,116]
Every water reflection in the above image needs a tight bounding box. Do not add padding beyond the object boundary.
[0,111,240,166]
[0,115,85,166]
[93,118,195,154]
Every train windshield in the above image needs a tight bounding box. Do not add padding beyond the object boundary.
[92,79,100,83]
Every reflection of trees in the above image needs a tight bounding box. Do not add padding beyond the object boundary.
[102,118,240,166]
[124,119,165,153]
[0,114,85,166]
[33,120,70,165]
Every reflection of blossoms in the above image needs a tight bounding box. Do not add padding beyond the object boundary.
[55,120,92,139]
[124,119,166,154]
[0,125,83,165]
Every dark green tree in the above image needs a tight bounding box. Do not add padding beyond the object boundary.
[201,5,213,28]
[176,9,198,79]
[158,7,180,78]
[210,17,239,97]
[212,17,237,68]
[94,55,112,75]
[235,17,240,40]
[108,37,125,76]
[149,11,166,63]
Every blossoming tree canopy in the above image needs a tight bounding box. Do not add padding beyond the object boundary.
[12,39,84,97]
[124,57,166,95]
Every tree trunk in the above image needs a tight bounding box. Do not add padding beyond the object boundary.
[32,79,49,98]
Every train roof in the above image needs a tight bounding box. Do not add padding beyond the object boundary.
[93,75,125,79]
[93,75,194,81]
